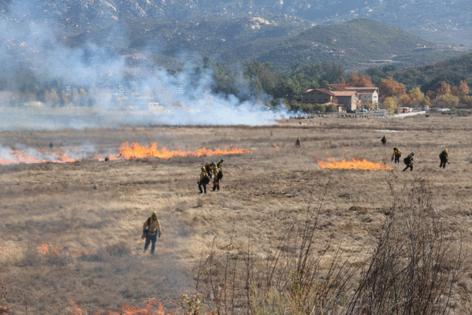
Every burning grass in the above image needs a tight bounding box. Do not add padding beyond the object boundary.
[0,142,251,165]
[71,299,168,315]
[0,147,75,165]
[118,142,250,160]
[70,296,209,315]
[317,159,392,171]
[36,243,59,256]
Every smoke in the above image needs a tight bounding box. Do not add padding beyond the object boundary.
[0,1,289,131]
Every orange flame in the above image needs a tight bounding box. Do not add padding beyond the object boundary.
[0,149,76,166]
[121,299,166,315]
[36,243,59,256]
[318,159,392,171]
[71,299,171,315]
[118,142,250,160]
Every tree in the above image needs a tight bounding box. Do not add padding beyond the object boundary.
[408,86,427,106]
[399,94,412,107]
[380,78,406,97]
[455,80,469,96]
[433,94,460,108]
[436,81,452,96]
[211,64,240,97]
[244,62,283,98]
[319,62,345,84]
[461,95,472,107]
[383,96,399,114]
[348,72,374,87]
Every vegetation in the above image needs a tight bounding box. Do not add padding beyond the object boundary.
[210,50,472,111]
[4,51,471,112]
[147,18,459,70]
[196,180,463,314]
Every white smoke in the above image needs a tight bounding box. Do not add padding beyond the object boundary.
[0,1,289,131]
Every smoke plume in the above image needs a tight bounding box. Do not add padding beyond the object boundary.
[0,1,288,131]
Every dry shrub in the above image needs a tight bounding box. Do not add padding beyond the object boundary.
[196,179,463,314]
[196,185,354,315]
[179,294,204,315]
[347,179,462,315]
[0,285,8,315]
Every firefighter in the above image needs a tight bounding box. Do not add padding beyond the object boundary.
[381,135,387,145]
[204,163,214,178]
[142,212,161,255]
[212,160,224,191]
[402,152,415,172]
[198,166,210,194]
[439,148,449,168]
[391,147,402,164]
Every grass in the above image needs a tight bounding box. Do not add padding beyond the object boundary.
[0,114,471,313]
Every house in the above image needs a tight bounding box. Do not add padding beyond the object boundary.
[327,84,379,109]
[345,87,379,109]
[302,88,359,112]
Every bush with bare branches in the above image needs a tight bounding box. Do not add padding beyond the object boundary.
[347,179,462,315]
[196,186,354,315]
[196,179,464,314]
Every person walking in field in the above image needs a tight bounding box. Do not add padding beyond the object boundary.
[212,159,224,192]
[403,152,415,172]
[439,148,449,168]
[142,212,161,255]
[198,166,210,194]
[381,135,387,145]
[391,147,402,164]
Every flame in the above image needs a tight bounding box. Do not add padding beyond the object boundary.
[0,148,76,166]
[36,243,59,256]
[118,142,250,160]
[0,142,251,166]
[318,159,392,171]
[120,299,166,315]
[71,299,171,315]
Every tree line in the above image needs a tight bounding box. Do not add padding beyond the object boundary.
[210,57,472,113]
[2,54,471,112]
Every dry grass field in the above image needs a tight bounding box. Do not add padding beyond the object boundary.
[0,114,471,314]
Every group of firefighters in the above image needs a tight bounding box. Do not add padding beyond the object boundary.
[384,136,449,171]
[140,160,224,255]
[141,137,451,256]
[197,159,224,194]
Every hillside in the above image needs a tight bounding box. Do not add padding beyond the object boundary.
[124,18,462,70]
[367,52,472,90]
[1,1,467,71]
[243,19,456,70]
[1,0,469,46]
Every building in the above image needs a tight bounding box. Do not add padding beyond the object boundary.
[302,88,359,112]
[327,84,379,109]
[345,87,379,109]
[301,84,379,112]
